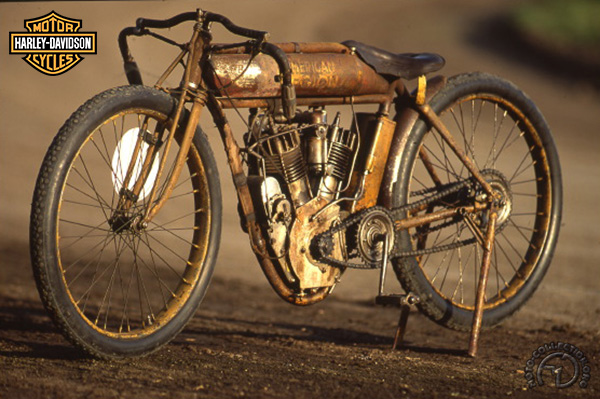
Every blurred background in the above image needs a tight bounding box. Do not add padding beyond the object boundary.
[1,0,599,334]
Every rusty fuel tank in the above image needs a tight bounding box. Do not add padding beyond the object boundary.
[209,43,391,99]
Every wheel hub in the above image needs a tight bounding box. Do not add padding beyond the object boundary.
[108,213,144,234]
[475,169,513,229]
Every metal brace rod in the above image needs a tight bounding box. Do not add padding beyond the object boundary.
[417,104,495,198]
[468,211,498,357]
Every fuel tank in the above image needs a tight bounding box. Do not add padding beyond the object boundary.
[209,42,392,99]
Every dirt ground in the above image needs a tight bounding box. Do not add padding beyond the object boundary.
[1,1,599,398]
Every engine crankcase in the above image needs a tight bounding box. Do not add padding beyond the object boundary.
[288,197,345,290]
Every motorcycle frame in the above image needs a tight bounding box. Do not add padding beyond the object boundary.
[115,10,499,356]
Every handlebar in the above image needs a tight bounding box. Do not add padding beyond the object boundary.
[119,10,267,81]
[119,10,295,119]
[133,10,267,40]
[202,12,268,41]
[135,11,198,30]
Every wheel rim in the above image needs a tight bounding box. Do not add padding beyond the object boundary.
[56,109,211,338]
[407,94,552,311]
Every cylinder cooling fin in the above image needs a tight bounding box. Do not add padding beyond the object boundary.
[261,128,311,207]
[317,116,358,201]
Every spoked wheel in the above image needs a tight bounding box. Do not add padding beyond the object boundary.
[393,73,562,330]
[30,86,221,358]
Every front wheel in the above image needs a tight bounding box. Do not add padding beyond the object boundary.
[392,73,562,331]
[30,85,222,358]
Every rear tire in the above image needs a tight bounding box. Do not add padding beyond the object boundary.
[392,73,562,330]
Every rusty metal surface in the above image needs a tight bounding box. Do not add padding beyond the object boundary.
[288,197,344,290]
[468,211,498,357]
[417,103,494,197]
[380,75,447,208]
[214,42,350,55]
[206,92,332,306]
[394,203,486,231]
[217,94,392,109]
[418,146,444,187]
[205,94,255,225]
[142,24,205,224]
[209,52,391,99]
[392,305,411,350]
[147,96,205,222]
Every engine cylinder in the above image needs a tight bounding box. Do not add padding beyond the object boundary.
[263,130,312,207]
[318,126,357,201]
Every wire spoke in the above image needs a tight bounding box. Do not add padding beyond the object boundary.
[62,198,109,210]
[65,182,114,213]
[494,235,522,276]
[77,154,112,220]
[60,218,111,232]
[59,219,112,252]
[422,143,461,181]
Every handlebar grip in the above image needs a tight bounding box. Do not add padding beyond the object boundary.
[203,12,267,40]
[136,12,198,30]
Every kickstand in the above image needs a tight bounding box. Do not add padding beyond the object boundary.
[375,292,420,350]
[374,233,420,350]
[392,294,419,350]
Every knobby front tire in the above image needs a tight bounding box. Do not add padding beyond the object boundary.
[30,85,222,358]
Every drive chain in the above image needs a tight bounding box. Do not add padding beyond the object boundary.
[314,178,477,269]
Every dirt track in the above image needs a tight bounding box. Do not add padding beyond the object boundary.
[1,1,599,398]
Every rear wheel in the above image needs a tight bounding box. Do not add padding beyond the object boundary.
[392,73,562,330]
[30,85,222,358]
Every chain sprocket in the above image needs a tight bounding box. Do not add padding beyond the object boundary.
[355,208,395,264]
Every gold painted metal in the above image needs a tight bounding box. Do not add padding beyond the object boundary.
[127,23,207,226]
[115,116,152,211]
[155,48,188,88]
[412,94,553,313]
[416,75,426,105]
[418,147,443,187]
[351,116,396,212]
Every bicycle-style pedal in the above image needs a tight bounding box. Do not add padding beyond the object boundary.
[375,293,420,307]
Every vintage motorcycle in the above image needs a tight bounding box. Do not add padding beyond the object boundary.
[30,10,562,359]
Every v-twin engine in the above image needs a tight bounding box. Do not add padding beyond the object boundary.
[246,109,358,290]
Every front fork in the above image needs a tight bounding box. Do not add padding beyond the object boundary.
[110,21,208,229]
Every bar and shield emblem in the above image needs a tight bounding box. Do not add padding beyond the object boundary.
[9,11,97,75]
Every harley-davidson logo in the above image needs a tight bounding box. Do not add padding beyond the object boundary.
[9,11,97,75]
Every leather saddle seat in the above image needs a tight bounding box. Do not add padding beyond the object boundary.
[342,40,445,80]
